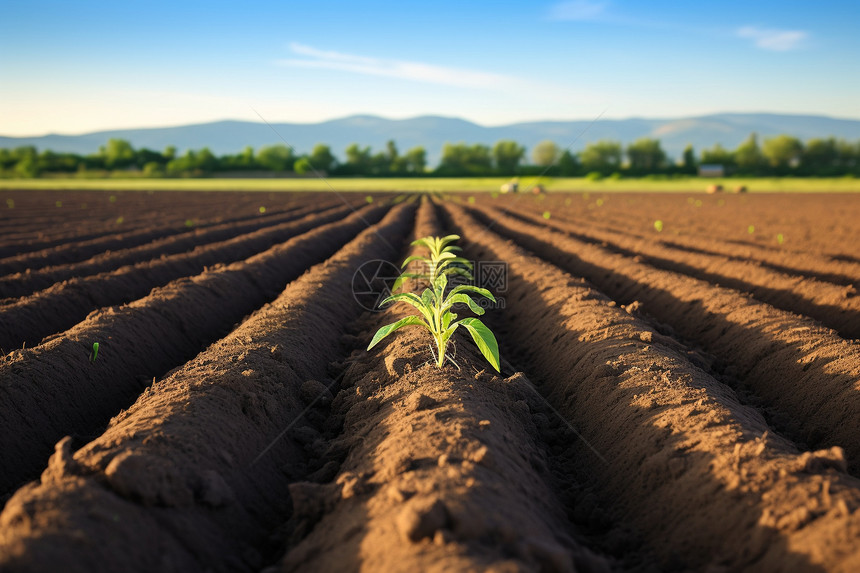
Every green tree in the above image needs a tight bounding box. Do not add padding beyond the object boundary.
[344,143,373,174]
[762,135,803,169]
[309,144,336,173]
[626,138,666,173]
[401,146,427,174]
[558,150,581,176]
[294,157,313,175]
[734,133,766,173]
[385,140,398,164]
[438,143,492,175]
[14,155,40,178]
[801,138,838,174]
[102,138,136,169]
[700,144,735,167]
[531,140,560,167]
[492,140,526,173]
[580,140,622,174]
[256,144,295,171]
[835,139,860,171]
[195,147,219,173]
[681,144,697,174]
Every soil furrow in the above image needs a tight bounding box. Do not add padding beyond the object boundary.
[529,205,860,289]
[275,200,609,571]
[276,321,609,572]
[0,202,335,299]
[500,207,860,339]
[0,202,393,494]
[0,202,414,573]
[465,203,860,474]
[0,190,279,251]
[444,201,860,572]
[0,199,320,276]
[0,204,355,351]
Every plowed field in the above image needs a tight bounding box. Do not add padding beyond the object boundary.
[1,189,859,573]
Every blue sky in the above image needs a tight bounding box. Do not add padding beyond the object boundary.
[1,0,858,135]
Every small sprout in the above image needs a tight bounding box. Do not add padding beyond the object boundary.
[5,198,14,209]
[468,196,475,204]
[116,216,124,224]
[748,225,755,235]
[369,236,500,372]
[80,202,88,209]
[564,198,572,206]
[109,195,117,203]
[717,199,725,206]
[365,196,374,204]
[89,342,100,363]
[55,201,63,208]
[542,211,551,220]
[777,233,784,245]
[392,234,472,292]
[185,219,194,227]
[596,198,604,207]
[491,191,500,199]
[654,220,664,232]
[259,206,266,213]
[694,199,703,207]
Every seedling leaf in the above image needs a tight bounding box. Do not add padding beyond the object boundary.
[367,316,427,350]
[458,318,500,372]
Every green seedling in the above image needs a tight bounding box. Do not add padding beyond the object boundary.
[368,272,500,371]
[542,211,551,220]
[392,234,472,292]
[368,236,500,372]
[259,206,266,213]
[654,220,664,232]
[748,225,755,235]
[89,342,100,363]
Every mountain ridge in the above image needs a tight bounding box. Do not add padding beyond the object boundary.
[3,113,860,165]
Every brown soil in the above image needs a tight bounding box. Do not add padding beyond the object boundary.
[1,190,859,572]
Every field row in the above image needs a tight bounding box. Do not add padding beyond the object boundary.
[1,190,859,572]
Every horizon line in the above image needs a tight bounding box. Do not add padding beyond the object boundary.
[3,110,860,139]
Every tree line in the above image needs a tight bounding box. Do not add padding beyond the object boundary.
[1,133,858,178]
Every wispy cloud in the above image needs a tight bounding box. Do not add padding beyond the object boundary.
[737,26,808,51]
[548,0,608,21]
[278,43,516,89]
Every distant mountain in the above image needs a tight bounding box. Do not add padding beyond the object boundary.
[3,113,860,166]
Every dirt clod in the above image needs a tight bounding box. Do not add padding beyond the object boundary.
[396,497,449,542]
[104,451,193,507]
[405,391,437,412]
[300,379,333,406]
[40,436,84,484]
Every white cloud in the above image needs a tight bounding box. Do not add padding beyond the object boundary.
[278,43,516,89]
[548,0,608,21]
[737,26,808,51]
